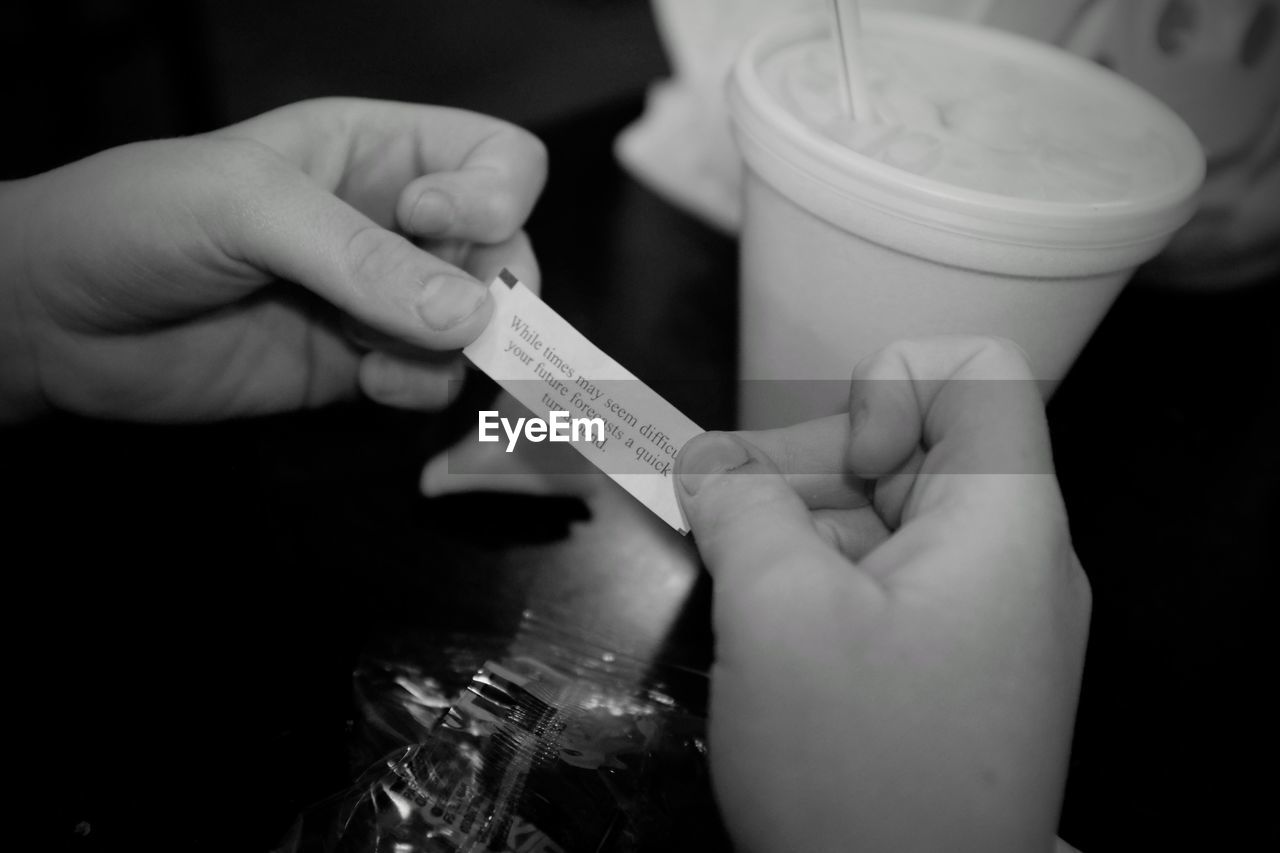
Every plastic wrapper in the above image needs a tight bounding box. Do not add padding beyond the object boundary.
[280,613,728,852]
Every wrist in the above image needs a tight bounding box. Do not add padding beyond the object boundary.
[0,178,51,422]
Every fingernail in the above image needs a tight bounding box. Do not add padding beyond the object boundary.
[360,352,404,400]
[417,274,487,331]
[412,189,455,233]
[677,432,752,496]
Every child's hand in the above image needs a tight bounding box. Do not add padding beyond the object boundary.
[677,337,1090,853]
[0,98,546,421]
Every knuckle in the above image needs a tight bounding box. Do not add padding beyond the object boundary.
[1040,512,1091,630]
[502,123,549,181]
[852,337,910,381]
[475,190,524,238]
[474,124,547,235]
[344,224,409,287]
[524,131,550,184]
[977,336,1034,373]
[714,472,790,521]
[1066,550,1092,622]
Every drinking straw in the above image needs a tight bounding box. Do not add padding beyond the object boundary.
[829,0,877,123]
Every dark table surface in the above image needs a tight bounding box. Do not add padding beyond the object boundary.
[8,94,1278,852]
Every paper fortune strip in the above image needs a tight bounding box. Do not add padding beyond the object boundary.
[464,270,702,533]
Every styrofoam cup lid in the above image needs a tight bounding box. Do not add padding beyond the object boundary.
[729,12,1206,261]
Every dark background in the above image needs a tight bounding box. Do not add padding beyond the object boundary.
[3,1,1277,851]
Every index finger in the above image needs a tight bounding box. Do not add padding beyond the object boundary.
[848,336,1053,480]
[220,98,548,241]
[396,111,548,243]
[734,414,873,510]
[847,336,1067,546]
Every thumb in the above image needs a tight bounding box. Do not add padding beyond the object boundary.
[676,432,838,585]
[225,153,494,350]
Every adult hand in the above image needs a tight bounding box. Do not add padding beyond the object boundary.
[676,338,1090,853]
[0,98,546,421]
